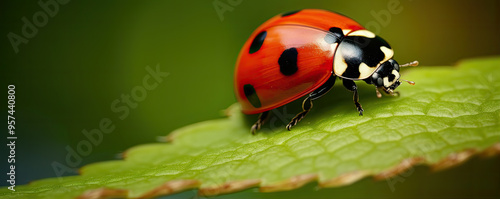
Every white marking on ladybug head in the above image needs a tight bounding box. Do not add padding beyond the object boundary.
[383,70,400,88]
[380,46,394,63]
[334,49,348,75]
[358,62,375,79]
[347,30,376,38]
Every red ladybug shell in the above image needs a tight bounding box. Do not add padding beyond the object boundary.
[235,9,365,114]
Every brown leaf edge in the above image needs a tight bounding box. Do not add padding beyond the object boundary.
[76,143,500,199]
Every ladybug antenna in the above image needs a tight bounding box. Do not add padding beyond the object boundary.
[400,79,415,85]
[400,60,419,67]
[399,60,418,85]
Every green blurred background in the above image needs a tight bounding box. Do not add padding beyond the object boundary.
[0,0,499,193]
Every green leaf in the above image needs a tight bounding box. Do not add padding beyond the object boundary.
[2,57,500,199]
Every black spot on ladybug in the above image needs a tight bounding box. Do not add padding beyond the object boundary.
[282,10,302,17]
[249,31,267,54]
[278,48,299,76]
[243,84,262,108]
[324,27,344,44]
[388,74,396,82]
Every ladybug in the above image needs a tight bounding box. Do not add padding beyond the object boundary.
[234,9,418,134]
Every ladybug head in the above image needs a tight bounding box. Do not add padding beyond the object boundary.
[370,59,418,96]
[371,59,401,93]
[334,29,418,96]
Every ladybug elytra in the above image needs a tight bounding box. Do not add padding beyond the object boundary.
[234,9,418,134]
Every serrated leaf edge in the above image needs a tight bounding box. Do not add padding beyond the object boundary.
[77,188,128,199]
[76,143,500,199]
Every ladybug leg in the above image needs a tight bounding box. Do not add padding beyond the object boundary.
[380,86,400,97]
[375,87,383,98]
[286,75,336,130]
[251,111,270,134]
[286,97,312,131]
[343,79,364,116]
